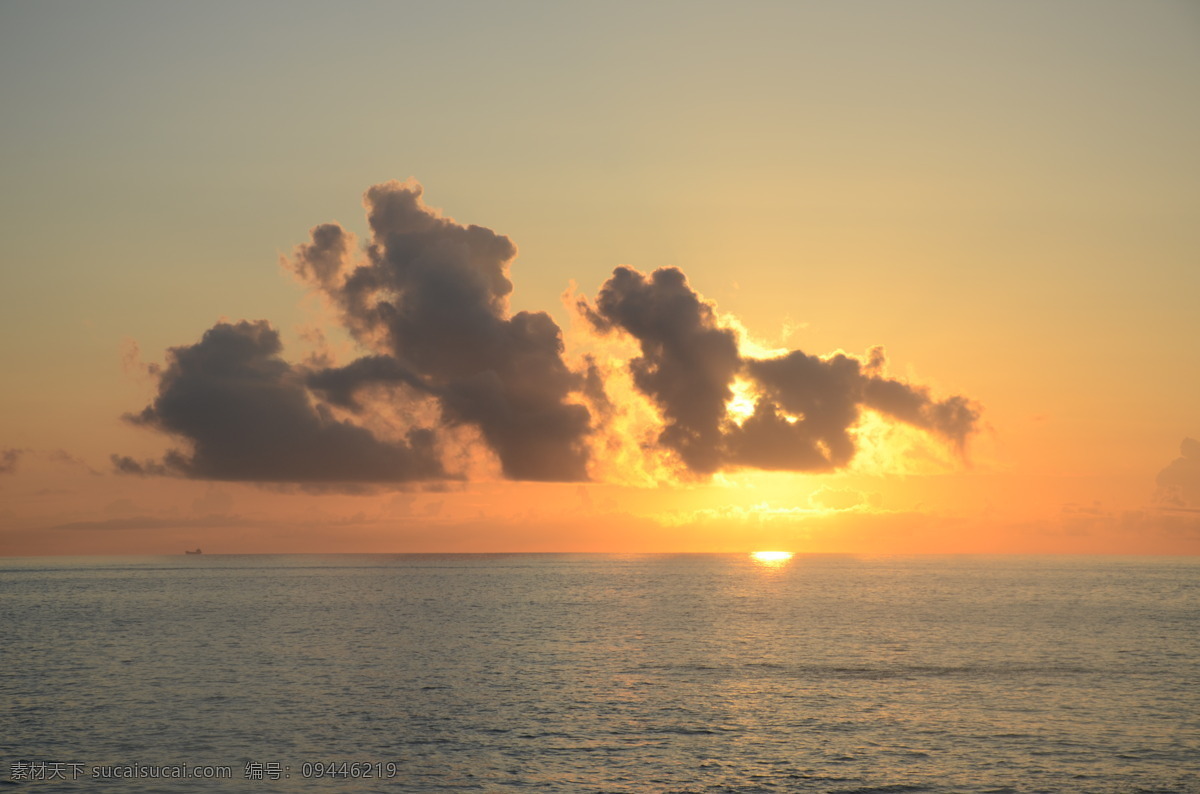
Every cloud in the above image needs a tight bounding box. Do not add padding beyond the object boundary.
[110,455,171,477]
[44,515,249,532]
[580,265,981,476]
[294,180,593,481]
[582,266,740,474]
[0,448,97,476]
[1156,437,1200,507]
[117,320,446,484]
[734,351,866,470]
[306,355,428,410]
[809,486,883,511]
[118,180,980,487]
[861,372,980,451]
[0,448,24,475]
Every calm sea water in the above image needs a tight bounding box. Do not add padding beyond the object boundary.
[2,554,1197,793]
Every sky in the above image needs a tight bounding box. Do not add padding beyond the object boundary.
[1,0,1198,555]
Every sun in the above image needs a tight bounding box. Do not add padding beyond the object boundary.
[750,550,794,565]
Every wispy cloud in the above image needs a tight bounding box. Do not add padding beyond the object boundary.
[1155,437,1200,509]
[0,448,24,475]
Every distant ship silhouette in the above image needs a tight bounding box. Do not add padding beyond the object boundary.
[184,548,202,555]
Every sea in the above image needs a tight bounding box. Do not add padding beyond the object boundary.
[1,554,1197,793]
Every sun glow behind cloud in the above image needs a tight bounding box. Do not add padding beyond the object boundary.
[848,409,967,477]
[725,378,759,426]
[112,180,982,501]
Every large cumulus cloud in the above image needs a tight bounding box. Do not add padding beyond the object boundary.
[583,266,740,474]
[114,321,444,483]
[581,265,981,475]
[116,180,980,486]
[292,180,592,481]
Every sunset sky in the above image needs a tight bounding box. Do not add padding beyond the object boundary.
[2,1,1197,555]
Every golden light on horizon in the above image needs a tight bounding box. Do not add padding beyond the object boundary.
[750,550,794,566]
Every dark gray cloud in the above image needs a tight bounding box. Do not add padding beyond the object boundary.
[861,368,981,451]
[1156,437,1200,507]
[583,266,740,474]
[110,455,171,477]
[290,223,354,290]
[294,180,592,481]
[582,265,982,475]
[306,355,429,410]
[118,180,980,486]
[734,351,865,470]
[118,320,445,483]
[733,349,979,471]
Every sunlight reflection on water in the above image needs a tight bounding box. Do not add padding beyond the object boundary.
[750,550,794,567]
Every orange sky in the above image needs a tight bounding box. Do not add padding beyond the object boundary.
[2,2,1198,555]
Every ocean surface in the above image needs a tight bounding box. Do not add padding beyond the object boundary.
[2,554,1197,793]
